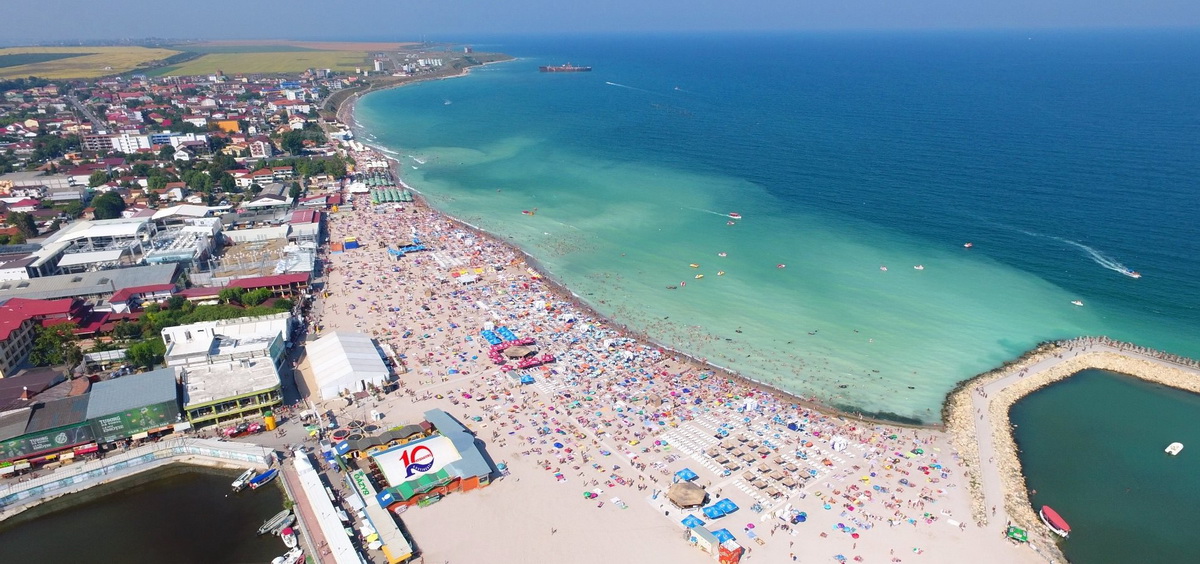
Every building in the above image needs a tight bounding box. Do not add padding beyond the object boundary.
[0,172,73,193]
[0,263,179,303]
[84,367,182,443]
[306,331,390,400]
[164,313,291,426]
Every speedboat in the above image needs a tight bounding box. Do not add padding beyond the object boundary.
[1122,268,1141,279]
[231,468,257,492]
[718,252,727,257]
[879,266,888,271]
[258,509,292,536]
[250,468,279,489]
[695,274,704,279]
[689,263,700,268]
[1166,442,1183,455]
[272,548,304,564]
[1071,300,1084,307]
[717,271,725,276]
[281,527,298,548]
[913,265,924,270]
[963,242,974,248]
[776,264,786,269]
[1039,505,1071,538]
[728,212,742,219]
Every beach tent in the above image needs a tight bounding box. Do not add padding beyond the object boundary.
[702,505,726,520]
[711,528,736,543]
[674,468,700,482]
[519,375,535,385]
[681,514,706,528]
[1006,526,1028,543]
[715,498,739,514]
[308,332,392,400]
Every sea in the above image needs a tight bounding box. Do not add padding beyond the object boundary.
[1011,369,1200,563]
[354,31,1200,423]
[0,465,288,564]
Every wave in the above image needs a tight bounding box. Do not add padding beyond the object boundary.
[605,81,663,96]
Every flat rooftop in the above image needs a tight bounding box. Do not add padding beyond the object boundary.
[180,355,281,407]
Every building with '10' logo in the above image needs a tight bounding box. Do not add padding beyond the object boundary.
[334,409,494,510]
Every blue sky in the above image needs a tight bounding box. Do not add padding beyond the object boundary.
[7,0,1200,43]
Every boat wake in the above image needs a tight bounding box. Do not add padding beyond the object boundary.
[1020,229,1133,276]
[688,207,732,218]
[605,81,663,96]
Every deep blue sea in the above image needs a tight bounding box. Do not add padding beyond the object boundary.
[356,31,1200,423]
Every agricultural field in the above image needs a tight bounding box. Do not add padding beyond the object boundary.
[0,47,181,79]
[158,51,371,76]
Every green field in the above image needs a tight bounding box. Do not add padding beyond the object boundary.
[0,52,93,69]
[161,51,370,76]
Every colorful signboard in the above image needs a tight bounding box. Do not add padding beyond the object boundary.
[370,435,462,487]
[88,401,180,443]
[350,469,376,498]
[0,422,95,462]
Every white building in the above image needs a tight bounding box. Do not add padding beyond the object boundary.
[307,331,391,400]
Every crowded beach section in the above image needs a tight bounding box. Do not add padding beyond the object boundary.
[292,120,1046,563]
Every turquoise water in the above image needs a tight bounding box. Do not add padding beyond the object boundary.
[355,32,1200,422]
[1011,370,1200,563]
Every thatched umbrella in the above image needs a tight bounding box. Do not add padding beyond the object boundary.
[766,487,782,497]
[781,477,797,488]
[756,446,771,455]
[770,471,785,481]
[784,463,799,473]
[503,345,537,358]
[667,481,707,509]
[754,481,769,489]
[757,463,771,474]
[742,471,756,481]
[773,456,785,464]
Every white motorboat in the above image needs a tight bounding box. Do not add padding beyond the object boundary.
[913,265,924,270]
[271,547,304,564]
[1071,300,1084,307]
[281,527,298,548]
[231,468,257,491]
[1166,442,1183,456]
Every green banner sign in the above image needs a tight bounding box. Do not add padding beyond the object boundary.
[1,422,94,461]
[89,401,180,443]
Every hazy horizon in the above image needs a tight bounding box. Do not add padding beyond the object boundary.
[4,0,1199,45]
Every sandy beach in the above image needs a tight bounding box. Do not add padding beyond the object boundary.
[285,122,1048,562]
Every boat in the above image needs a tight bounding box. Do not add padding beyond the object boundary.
[231,468,257,491]
[717,271,725,276]
[1039,506,1071,538]
[258,509,292,536]
[1071,300,1084,307]
[689,263,700,268]
[913,265,924,270]
[1166,442,1184,455]
[281,527,298,548]
[963,242,974,248]
[249,468,279,489]
[1122,268,1142,279]
[539,63,592,72]
[776,264,786,269]
[695,274,704,279]
[728,212,742,219]
[271,548,305,564]
[666,285,677,290]
[726,221,735,225]
[880,266,888,271]
[718,252,727,257]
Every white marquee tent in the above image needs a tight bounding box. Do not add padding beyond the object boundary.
[308,331,390,400]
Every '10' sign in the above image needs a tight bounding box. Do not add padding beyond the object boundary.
[400,445,436,478]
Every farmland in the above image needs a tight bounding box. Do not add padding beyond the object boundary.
[157,51,369,76]
[0,47,181,79]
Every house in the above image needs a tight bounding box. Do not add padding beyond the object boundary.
[7,199,40,213]
[239,193,292,211]
[247,137,274,159]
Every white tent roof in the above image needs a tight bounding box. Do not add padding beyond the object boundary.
[308,331,390,400]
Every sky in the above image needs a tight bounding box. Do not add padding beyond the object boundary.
[5,0,1200,44]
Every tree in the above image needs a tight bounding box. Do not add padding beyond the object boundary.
[218,287,245,305]
[249,183,263,195]
[158,144,176,160]
[92,191,127,219]
[88,170,109,187]
[325,156,347,179]
[29,324,81,367]
[126,338,166,368]
[241,288,273,306]
[111,320,143,340]
[288,181,302,199]
[5,212,38,238]
[280,130,305,155]
[219,174,236,193]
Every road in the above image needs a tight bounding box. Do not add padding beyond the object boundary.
[68,94,106,133]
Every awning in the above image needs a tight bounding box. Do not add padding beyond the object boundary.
[131,432,150,440]
[0,465,15,475]
[173,422,193,432]
[74,443,100,455]
[59,451,75,460]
